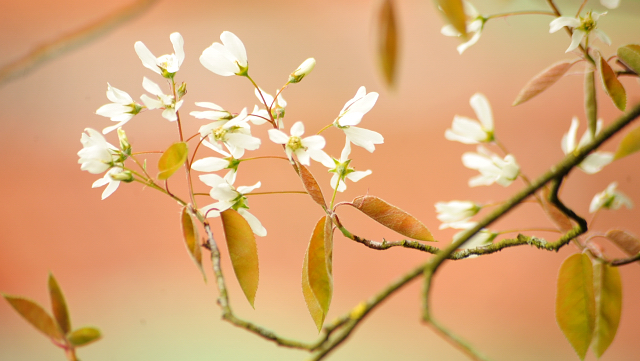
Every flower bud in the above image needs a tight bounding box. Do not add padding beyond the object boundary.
[177,82,187,99]
[289,58,316,83]
[109,170,134,183]
[117,128,131,153]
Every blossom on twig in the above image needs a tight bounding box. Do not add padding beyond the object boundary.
[445,93,494,144]
[589,182,633,213]
[333,86,383,152]
[561,117,613,174]
[462,146,519,187]
[134,32,185,77]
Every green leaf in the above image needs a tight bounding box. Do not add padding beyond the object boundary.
[584,68,598,138]
[377,0,398,88]
[220,209,259,308]
[556,253,596,360]
[613,125,640,160]
[302,216,333,331]
[181,207,206,281]
[617,44,640,75]
[592,260,622,358]
[605,229,640,257]
[351,195,434,242]
[67,327,102,347]
[157,142,188,180]
[298,164,326,209]
[434,0,467,40]
[2,294,63,341]
[513,60,576,106]
[48,273,71,335]
[599,56,626,111]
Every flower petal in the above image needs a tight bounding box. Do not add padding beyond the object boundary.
[343,126,384,152]
[170,32,185,67]
[469,93,493,131]
[268,129,289,144]
[191,157,230,172]
[220,31,248,67]
[238,209,267,237]
[134,42,160,74]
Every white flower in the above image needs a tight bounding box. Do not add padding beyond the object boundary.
[96,84,142,134]
[334,86,384,152]
[589,182,633,213]
[140,77,184,121]
[549,11,611,53]
[191,156,238,184]
[324,140,372,192]
[561,117,613,174]
[189,102,232,121]
[289,58,316,83]
[445,93,494,144]
[200,31,248,76]
[255,87,287,127]
[92,167,123,200]
[600,0,620,9]
[453,223,497,250]
[435,201,481,230]
[440,1,484,54]
[462,146,520,187]
[199,174,266,236]
[198,108,261,158]
[268,121,332,166]
[134,32,185,76]
[78,128,118,174]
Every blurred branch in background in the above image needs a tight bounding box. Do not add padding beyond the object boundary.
[0,0,158,87]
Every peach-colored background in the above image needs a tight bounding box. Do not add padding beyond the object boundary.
[1,0,640,360]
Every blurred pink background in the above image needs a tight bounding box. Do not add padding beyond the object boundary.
[1,0,640,360]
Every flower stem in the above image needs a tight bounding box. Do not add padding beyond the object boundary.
[485,10,556,20]
[317,123,334,135]
[240,155,290,162]
[246,74,275,126]
[245,191,308,196]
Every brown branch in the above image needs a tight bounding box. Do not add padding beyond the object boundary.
[0,0,158,86]
[610,252,640,266]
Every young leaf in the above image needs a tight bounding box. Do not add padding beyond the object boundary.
[351,195,434,242]
[180,207,206,281]
[599,56,626,111]
[303,216,333,331]
[617,44,640,75]
[48,273,71,335]
[434,0,467,40]
[67,327,102,347]
[592,260,622,358]
[605,229,640,256]
[584,68,598,138]
[513,60,576,106]
[2,295,63,341]
[298,164,326,209]
[220,209,259,308]
[556,253,596,360]
[377,0,398,87]
[613,125,640,160]
[157,142,188,180]
[541,188,573,232]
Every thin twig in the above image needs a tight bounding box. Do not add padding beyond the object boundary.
[203,222,317,350]
[0,0,158,86]
[425,317,493,361]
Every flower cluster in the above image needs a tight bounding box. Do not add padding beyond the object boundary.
[83,31,383,237]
